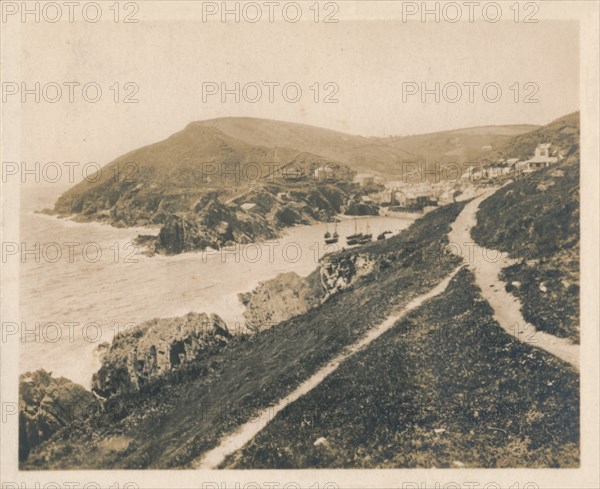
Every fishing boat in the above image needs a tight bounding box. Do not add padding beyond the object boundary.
[357,223,372,244]
[346,219,363,245]
[324,224,339,244]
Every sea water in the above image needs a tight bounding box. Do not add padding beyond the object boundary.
[18,187,415,387]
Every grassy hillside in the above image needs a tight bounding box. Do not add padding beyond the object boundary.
[472,114,580,342]
[199,117,416,176]
[484,112,579,163]
[52,123,354,225]
[23,202,465,469]
[225,269,579,469]
[50,121,364,253]
[385,124,538,166]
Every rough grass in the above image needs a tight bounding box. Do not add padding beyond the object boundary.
[471,153,580,342]
[23,203,465,469]
[224,268,579,469]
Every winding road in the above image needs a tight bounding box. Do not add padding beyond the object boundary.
[448,188,580,370]
[194,188,579,469]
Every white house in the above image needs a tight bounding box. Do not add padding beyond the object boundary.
[353,173,375,186]
[522,143,559,172]
[314,165,333,180]
[360,195,374,204]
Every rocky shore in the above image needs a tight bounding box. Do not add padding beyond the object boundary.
[92,312,231,398]
[19,370,97,461]
[19,236,386,463]
[47,120,363,255]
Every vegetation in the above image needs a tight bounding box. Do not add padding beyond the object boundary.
[24,114,581,469]
[225,269,579,469]
[484,112,579,163]
[472,114,580,342]
[23,202,465,469]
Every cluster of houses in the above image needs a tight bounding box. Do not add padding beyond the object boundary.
[469,143,561,180]
[352,143,562,212]
[355,180,460,212]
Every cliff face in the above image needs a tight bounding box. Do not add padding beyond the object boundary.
[320,253,377,296]
[49,121,360,255]
[91,312,231,397]
[239,272,325,331]
[238,252,378,330]
[19,369,97,461]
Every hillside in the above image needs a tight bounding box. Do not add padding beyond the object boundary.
[23,202,466,469]
[198,117,417,176]
[225,269,579,469]
[200,118,539,180]
[383,124,538,167]
[50,123,361,253]
[52,123,354,222]
[483,112,579,164]
[472,113,580,342]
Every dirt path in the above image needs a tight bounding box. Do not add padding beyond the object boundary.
[194,266,462,469]
[448,189,579,370]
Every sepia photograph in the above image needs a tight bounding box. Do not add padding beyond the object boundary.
[1,1,599,488]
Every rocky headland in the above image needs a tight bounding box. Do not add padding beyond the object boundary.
[19,370,97,461]
[91,312,231,398]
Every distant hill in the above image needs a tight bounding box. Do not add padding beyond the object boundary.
[199,117,539,178]
[485,112,579,162]
[381,124,538,168]
[48,115,575,252]
[54,123,339,211]
[50,122,361,253]
[197,117,417,176]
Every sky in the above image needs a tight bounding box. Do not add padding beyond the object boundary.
[2,1,581,188]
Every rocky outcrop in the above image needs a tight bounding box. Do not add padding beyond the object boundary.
[19,369,97,461]
[320,253,377,296]
[239,272,325,331]
[238,252,378,331]
[157,200,279,255]
[91,312,231,398]
[343,201,380,216]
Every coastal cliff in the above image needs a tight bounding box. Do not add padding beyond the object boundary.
[239,271,325,331]
[19,370,97,461]
[238,249,380,330]
[49,121,361,255]
[92,312,231,398]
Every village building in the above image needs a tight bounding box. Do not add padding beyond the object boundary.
[369,189,395,205]
[394,190,408,206]
[520,143,559,173]
[360,195,374,204]
[353,173,376,186]
[313,165,333,181]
